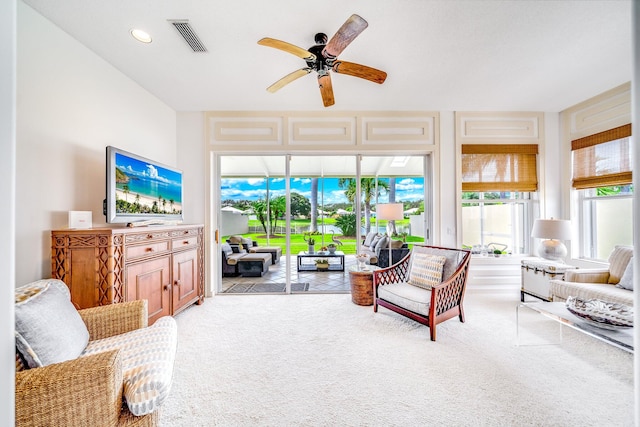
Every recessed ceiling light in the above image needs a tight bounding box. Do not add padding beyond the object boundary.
[130,29,152,43]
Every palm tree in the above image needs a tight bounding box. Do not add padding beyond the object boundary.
[123,184,130,202]
[338,178,389,233]
[310,178,319,232]
[269,196,286,235]
[251,199,268,236]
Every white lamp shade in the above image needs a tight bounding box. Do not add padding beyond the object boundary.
[376,203,404,221]
[531,219,571,241]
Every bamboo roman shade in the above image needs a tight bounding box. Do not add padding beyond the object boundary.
[571,124,632,189]
[461,144,538,192]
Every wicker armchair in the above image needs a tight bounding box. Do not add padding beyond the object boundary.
[373,245,471,341]
[16,300,159,427]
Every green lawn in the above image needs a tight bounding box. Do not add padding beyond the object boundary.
[223,218,422,255]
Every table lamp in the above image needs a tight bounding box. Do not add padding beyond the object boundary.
[376,203,404,266]
[531,218,571,261]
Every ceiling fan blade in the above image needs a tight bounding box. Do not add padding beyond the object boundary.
[323,14,368,59]
[318,74,335,107]
[332,61,387,84]
[258,38,317,61]
[266,68,312,93]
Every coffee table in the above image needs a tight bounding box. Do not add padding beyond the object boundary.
[297,251,345,271]
[516,302,633,353]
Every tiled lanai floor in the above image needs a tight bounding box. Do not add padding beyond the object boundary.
[221,254,361,293]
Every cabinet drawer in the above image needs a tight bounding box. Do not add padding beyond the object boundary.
[172,236,198,249]
[126,241,170,259]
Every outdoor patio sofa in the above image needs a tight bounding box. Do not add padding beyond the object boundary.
[360,230,410,268]
[222,243,246,276]
[227,235,282,265]
[373,244,471,341]
[221,242,272,277]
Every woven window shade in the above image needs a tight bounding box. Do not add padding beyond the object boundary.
[571,124,632,189]
[461,144,538,192]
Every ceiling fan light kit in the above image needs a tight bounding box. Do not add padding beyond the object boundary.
[258,14,387,107]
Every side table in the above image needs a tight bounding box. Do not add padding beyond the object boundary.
[348,265,381,306]
[521,257,572,302]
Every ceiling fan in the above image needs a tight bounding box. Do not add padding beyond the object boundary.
[258,14,387,107]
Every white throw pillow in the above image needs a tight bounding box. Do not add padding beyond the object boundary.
[82,316,178,416]
[616,257,634,291]
[363,231,378,247]
[15,279,89,368]
[374,235,389,255]
[408,253,447,290]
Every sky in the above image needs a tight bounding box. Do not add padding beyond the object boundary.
[221,177,424,205]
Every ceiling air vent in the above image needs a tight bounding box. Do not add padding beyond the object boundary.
[169,20,207,52]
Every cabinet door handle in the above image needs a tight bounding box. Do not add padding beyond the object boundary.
[163,284,170,291]
[183,240,189,245]
[146,247,154,252]
[174,280,181,287]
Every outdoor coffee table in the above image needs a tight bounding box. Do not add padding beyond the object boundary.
[516,302,633,353]
[297,251,345,272]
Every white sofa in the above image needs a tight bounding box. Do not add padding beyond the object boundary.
[549,245,634,306]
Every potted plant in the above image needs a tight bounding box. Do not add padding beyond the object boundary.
[308,237,315,254]
[315,258,329,270]
[327,243,337,254]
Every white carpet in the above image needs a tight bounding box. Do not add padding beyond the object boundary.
[160,289,633,426]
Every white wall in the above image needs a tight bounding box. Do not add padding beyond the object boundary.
[177,112,206,225]
[16,2,177,285]
[1,0,16,424]
[439,111,457,247]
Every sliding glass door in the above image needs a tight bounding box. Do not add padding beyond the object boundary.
[219,156,287,293]
[216,154,431,294]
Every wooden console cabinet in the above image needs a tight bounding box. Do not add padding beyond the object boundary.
[51,224,204,324]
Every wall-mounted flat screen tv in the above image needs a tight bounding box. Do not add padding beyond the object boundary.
[105,146,183,224]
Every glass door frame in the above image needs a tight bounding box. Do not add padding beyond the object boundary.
[212,152,433,295]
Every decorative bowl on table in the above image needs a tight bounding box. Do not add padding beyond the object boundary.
[565,296,634,329]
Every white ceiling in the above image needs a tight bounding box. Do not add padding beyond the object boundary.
[220,155,425,177]
[22,0,632,113]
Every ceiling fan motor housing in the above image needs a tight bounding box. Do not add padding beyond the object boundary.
[307,43,332,75]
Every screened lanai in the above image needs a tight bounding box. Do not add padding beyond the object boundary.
[215,154,431,294]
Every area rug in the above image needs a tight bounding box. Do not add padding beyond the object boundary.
[161,290,633,426]
[223,282,309,293]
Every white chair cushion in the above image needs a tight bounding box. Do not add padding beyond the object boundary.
[14,279,89,368]
[82,316,178,416]
[550,280,633,306]
[408,253,446,290]
[377,282,431,316]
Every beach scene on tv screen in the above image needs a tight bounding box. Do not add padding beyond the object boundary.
[115,152,182,215]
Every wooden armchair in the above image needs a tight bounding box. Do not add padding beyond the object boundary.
[373,245,471,341]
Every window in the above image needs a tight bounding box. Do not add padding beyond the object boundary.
[572,124,633,260]
[461,192,531,255]
[461,144,538,255]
